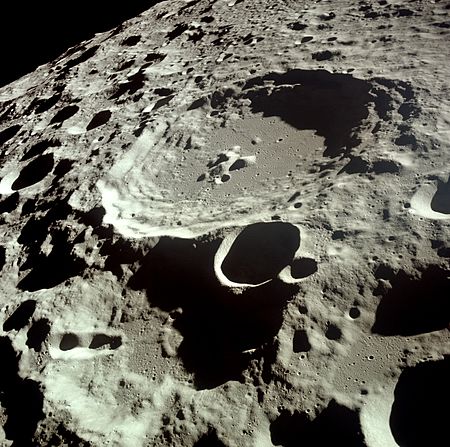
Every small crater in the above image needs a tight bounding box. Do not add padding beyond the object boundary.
[52,159,74,182]
[89,334,122,350]
[332,230,346,240]
[290,257,318,279]
[59,333,80,351]
[374,264,396,281]
[110,70,146,100]
[65,45,100,69]
[372,160,400,174]
[166,23,189,40]
[187,97,208,110]
[3,300,36,331]
[293,329,312,353]
[288,192,300,203]
[86,110,112,131]
[144,53,167,64]
[154,88,175,97]
[28,93,62,114]
[325,323,342,341]
[153,95,174,111]
[340,156,370,175]
[0,192,19,213]
[229,159,247,171]
[12,153,54,190]
[394,8,414,18]
[26,319,51,352]
[287,22,307,31]
[395,133,417,148]
[312,50,334,61]
[117,59,135,71]
[201,16,215,23]
[0,124,21,145]
[21,138,61,161]
[50,105,80,125]
[121,35,141,46]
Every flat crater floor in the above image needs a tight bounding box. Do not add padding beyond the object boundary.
[99,113,324,237]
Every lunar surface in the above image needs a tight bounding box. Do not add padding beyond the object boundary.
[0,0,449,446]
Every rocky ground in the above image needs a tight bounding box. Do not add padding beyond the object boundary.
[0,0,449,446]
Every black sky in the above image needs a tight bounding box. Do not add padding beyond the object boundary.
[0,1,162,87]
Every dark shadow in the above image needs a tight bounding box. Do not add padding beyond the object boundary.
[372,265,450,336]
[27,93,62,115]
[102,238,143,278]
[339,156,370,175]
[242,70,373,157]
[325,323,342,341]
[0,124,21,145]
[0,245,5,272]
[109,70,146,100]
[0,1,164,87]
[12,154,54,190]
[21,138,61,161]
[290,258,318,279]
[3,300,36,331]
[89,334,122,349]
[194,429,226,447]
[59,333,79,351]
[128,235,299,389]
[431,178,450,214]
[65,45,100,70]
[49,105,79,125]
[17,198,87,292]
[372,160,400,174]
[221,222,300,285]
[0,192,19,214]
[17,228,88,292]
[38,422,92,447]
[390,356,450,447]
[270,400,366,447]
[26,319,51,352]
[166,23,189,40]
[0,336,44,446]
[52,159,74,185]
[86,110,112,131]
[293,329,311,353]
[121,35,141,46]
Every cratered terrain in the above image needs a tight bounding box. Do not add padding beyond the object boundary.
[0,0,449,446]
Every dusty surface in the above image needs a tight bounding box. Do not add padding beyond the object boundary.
[0,0,449,446]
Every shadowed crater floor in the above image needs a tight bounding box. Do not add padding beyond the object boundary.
[242,69,373,157]
[128,233,299,389]
[371,265,450,336]
[390,356,450,447]
[221,222,300,285]
[270,400,366,447]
